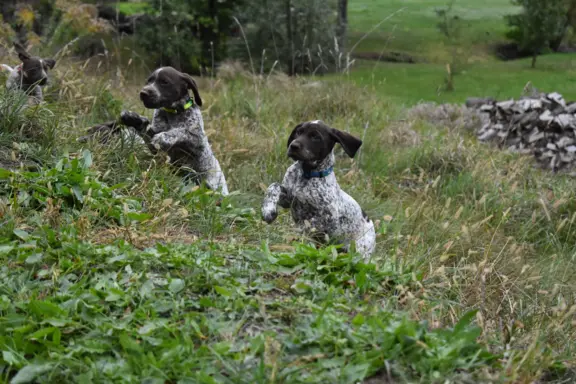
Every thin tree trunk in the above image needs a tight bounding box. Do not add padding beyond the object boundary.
[531,53,537,68]
[200,0,218,73]
[337,0,348,53]
[285,0,294,76]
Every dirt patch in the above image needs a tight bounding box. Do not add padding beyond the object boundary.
[352,51,419,64]
[493,42,576,61]
[493,42,534,61]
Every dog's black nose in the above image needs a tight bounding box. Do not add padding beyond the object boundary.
[139,90,150,99]
[289,141,301,151]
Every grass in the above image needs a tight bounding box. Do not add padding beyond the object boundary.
[338,54,576,105]
[115,2,150,16]
[338,0,576,106]
[0,50,575,382]
[0,0,575,381]
[347,0,518,61]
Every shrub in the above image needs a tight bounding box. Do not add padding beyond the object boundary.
[136,0,241,74]
[506,0,567,68]
[231,0,340,75]
[46,2,114,55]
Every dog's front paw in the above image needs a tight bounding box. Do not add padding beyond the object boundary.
[121,111,147,131]
[150,133,168,151]
[262,203,278,224]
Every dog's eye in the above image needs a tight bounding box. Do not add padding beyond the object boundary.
[309,132,320,140]
[158,79,169,86]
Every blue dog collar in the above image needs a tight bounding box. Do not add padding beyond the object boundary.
[302,166,333,179]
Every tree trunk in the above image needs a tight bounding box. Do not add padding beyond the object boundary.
[200,0,218,73]
[531,53,537,68]
[337,0,348,54]
[285,0,294,76]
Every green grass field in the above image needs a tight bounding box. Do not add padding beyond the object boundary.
[348,0,518,61]
[343,0,576,105]
[0,0,576,382]
[341,54,576,104]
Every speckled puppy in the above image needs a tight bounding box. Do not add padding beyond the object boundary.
[1,42,55,104]
[118,67,228,195]
[262,120,376,259]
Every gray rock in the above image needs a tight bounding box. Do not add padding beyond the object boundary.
[467,91,576,172]
[465,97,495,109]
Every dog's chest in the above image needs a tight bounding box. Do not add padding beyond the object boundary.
[289,178,341,222]
[152,110,206,147]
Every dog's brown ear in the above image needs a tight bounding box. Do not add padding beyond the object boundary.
[14,42,30,61]
[287,123,304,148]
[180,73,202,107]
[43,58,56,70]
[330,128,363,158]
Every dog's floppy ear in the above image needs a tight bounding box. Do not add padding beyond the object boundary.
[180,73,202,107]
[43,58,56,70]
[287,123,304,148]
[329,128,363,158]
[14,42,30,61]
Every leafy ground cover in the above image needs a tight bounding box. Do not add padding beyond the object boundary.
[0,53,575,382]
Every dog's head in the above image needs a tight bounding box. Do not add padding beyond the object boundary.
[14,42,55,88]
[139,67,202,109]
[286,120,363,167]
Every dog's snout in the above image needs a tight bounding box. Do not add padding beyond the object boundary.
[289,141,301,151]
[140,89,150,98]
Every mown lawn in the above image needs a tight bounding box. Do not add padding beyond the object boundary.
[347,0,518,61]
[338,54,576,105]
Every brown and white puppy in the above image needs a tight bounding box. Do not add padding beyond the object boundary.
[262,120,376,259]
[1,42,56,103]
[81,67,228,195]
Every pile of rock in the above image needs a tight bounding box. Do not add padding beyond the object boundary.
[466,93,576,172]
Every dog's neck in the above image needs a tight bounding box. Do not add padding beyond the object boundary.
[300,152,334,178]
[161,96,194,114]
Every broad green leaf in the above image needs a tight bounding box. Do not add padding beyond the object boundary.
[28,327,57,341]
[72,185,84,203]
[126,212,152,222]
[28,301,65,318]
[0,168,13,179]
[119,333,142,354]
[2,351,19,365]
[13,229,29,241]
[454,310,478,334]
[342,363,370,382]
[139,279,155,298]
[0,245,15,255]
[105,292,123,302]
[214,286,232,297]
[44,318,68,327]
[352,313,365,327]
[107,254,126,264]
[10,363,53,384]
[52,328,61,346]
[25,253,43,264]
[138,322,158,335]
[169,279,185,293]
[81,150,93,169]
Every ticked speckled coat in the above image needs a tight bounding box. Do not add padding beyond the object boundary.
[263,151,375,259]
[121,99,228,195]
